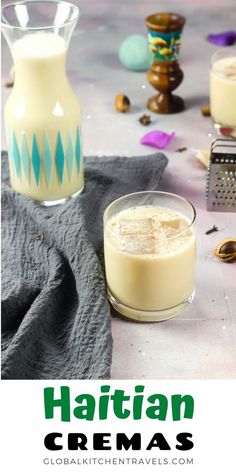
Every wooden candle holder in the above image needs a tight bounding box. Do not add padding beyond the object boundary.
[145,12,185,114]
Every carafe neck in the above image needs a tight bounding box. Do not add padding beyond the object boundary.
[13,51,68,90]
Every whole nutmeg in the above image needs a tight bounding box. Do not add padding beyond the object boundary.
[201,105,211,117]
[214,238,236,262]
[115,94,131,112]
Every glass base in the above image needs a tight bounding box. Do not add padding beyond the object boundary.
[213,121,236,139]
[38,186,84,207]
[108,288,195,322]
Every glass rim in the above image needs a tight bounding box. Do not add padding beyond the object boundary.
[211,45,236,65]
[1,0,79,31]
[103,190,196,242]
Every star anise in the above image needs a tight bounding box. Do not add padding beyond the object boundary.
[139,114,151,126]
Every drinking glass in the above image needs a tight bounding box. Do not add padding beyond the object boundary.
[103,191,196,322]
[210,47,236,137]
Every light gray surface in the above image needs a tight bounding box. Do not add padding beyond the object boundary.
[1,0,236,379]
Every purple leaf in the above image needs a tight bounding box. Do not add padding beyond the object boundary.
[207,31,236,46]
[140,130,175,149]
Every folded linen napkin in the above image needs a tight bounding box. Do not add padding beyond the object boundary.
[1,151,168,379]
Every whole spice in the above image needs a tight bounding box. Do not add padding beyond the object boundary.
[175,147,187,153]
[4,80,14,88]
[139,114,151,126]
[214,238,236,262]
[115,94,130,112]
[205,225,219,235]
[201,105,211,117]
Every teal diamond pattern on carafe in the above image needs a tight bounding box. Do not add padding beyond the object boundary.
[66,130,74,179]
[55,132,65,184]
[75,127,81,171]
[32,135,41,185]
[9,128,82,185]
[7,131,13,167]
[12,133,20,177]
[20,135,30,181]
[43,135,53,186]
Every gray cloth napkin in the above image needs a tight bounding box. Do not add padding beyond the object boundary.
[1,151,168,380]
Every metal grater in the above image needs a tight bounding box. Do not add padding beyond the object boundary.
[206,138,236,212]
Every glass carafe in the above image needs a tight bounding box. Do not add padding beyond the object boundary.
[1,0,84,205]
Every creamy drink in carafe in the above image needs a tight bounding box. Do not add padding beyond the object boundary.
[104,203,196,321]
[210,51,236,131]
[5,32,83,202]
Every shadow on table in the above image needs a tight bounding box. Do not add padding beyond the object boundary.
[184,94,209,110]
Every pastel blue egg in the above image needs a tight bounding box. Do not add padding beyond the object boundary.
[119,34,152,71]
